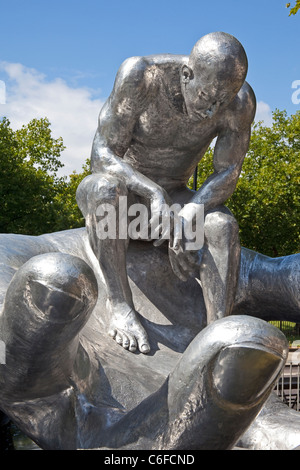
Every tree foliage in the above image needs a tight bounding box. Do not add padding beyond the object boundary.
[189,110,300,257]
[1,112,299,257]
[286,1,300,15]
[54,159,90,230]
[0,117,88,235]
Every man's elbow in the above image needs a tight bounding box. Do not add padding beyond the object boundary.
[218,164,242,198]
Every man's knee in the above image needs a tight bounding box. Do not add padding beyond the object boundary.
[204,209,239,246]
[76,174,128,217]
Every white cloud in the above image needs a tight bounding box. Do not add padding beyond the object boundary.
[0,80,5,104]
[0,62,275,177]
[0,62,104,177]
[255,101,273,126]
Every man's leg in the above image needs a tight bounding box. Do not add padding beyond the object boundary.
[76,174,150,353]
[200,206,241,324]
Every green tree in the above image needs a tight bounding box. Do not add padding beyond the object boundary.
[189,110,300,257]
[0,117,66,235]
[286,1,300,15]
[0,116,91,235]
[54,159,90,230]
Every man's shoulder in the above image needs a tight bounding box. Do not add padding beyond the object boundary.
[224,82,256,130]
[117,54,186,81]
[116,56,149,83]
[113,54,185,99]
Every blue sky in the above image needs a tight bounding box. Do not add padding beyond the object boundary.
[0,0,299,176]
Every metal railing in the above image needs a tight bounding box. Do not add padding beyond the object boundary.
[274,361,300,411]
[269,321,300,339]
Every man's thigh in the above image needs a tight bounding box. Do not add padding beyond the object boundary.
[76,173,128,217]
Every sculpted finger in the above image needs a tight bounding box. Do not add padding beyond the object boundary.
[185,251,201,268]
[153,226,171,246]
[177,255,193,274]
[150,221,163,241]
[153,237,165,247]
[169,254,188,282]
[0,253,98,400]
[160,218,172,241]
[171,221,184,253]
[176,253,200,279]
[162,316,288,450]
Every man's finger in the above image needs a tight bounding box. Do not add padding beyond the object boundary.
[171,220,184,252]
[153,237,165,247]
[150,221,162,241]
[169,252,188,282]
[185,250,201,268]
[177,254,194,274]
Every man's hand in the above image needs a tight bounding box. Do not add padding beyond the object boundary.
[149,188,174,243]
[153,201,203,281]
[168,213,202,282]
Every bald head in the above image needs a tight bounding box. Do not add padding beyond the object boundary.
[181,32,248,121]
[189,32,248,96]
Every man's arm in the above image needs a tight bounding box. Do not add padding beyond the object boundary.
[168,83,256,281]
[191,82,256,212]
[91,56,169,203]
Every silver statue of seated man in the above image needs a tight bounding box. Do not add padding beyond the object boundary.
[1,32,300,450]
[76,31,256,354]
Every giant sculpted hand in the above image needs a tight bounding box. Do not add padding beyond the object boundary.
[0,230,300,450]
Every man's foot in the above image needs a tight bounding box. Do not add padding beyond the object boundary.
[108,306,150,354]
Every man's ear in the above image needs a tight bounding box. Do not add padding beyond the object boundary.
[181,65,194,84]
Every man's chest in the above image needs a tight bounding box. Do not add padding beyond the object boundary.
[133,95,217,150]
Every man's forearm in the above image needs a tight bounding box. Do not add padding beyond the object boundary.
[91,144,165,202]
[190,165,240,212]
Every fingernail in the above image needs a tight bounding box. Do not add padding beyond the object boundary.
[141,344,150,354]
[212,344,283,405]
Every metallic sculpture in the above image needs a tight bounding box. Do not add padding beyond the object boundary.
[0,32,300,450]
[76,31,255,353]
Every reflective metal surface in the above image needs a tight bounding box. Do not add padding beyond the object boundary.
[0,32,299,450]
[76,31,255,353]
[0,230,299,449]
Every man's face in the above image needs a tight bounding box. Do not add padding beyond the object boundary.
[182,65,233,122]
